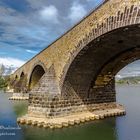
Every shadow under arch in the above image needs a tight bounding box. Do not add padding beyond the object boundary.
[61,24,140,103]
[89,48,140,103]
[29,65,45,90]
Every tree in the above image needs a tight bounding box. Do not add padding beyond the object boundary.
[0,76,7,90]
[0,64,5,76]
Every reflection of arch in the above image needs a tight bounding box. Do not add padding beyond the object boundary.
[29,65,45,90]
[61,25,140,102]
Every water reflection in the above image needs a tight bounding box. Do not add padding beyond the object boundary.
[0,92,24,140]
[116,85,140,140]
[21,119,117,140]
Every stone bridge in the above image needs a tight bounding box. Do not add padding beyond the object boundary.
[11,0,140,127]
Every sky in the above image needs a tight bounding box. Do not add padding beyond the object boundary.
[117,60,140,78]
[0,0,104,67]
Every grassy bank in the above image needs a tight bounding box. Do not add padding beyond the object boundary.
[116,76,140,85]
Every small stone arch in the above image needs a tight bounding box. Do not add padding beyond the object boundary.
[20,72,25,78]
[28,64,46,90]
[15,75,18,80]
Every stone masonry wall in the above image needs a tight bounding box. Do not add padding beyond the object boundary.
[28,93,117,118]
[11,0,140,118]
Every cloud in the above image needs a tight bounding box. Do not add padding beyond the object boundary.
[26,0,47,9]
[116,60,140,78]
[26,49,38,54]
[0,57,25,67]
[0,3,64,56]
[68,1,87,23]
[0,5,58,56]
[39,5,59,23]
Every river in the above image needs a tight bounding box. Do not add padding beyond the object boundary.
[0,85,140,140]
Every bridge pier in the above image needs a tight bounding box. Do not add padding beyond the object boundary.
[90,76,116,103]
[18,93,125,128]
[17,71,126,128]
[18,107,125,129]
[28,97,122,118]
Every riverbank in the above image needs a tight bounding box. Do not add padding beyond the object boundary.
[116,76,140,85]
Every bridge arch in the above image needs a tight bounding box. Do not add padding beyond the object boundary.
[29,64,46,90]
[60,4,140,92]
[61,24,140,102]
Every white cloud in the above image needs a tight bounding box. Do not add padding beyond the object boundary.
[26,0,47,9]
[26,49,38,54]
[39,5,59,23]
[68,2,87,23]
[0,57,25,68]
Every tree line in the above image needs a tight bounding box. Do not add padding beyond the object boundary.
[0,64,12,91]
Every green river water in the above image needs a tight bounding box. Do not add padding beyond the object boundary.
[0,85,140,140]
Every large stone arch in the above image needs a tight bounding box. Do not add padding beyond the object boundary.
[60,4,140,91]
[61,24,140,102]
[28,64,46,90]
